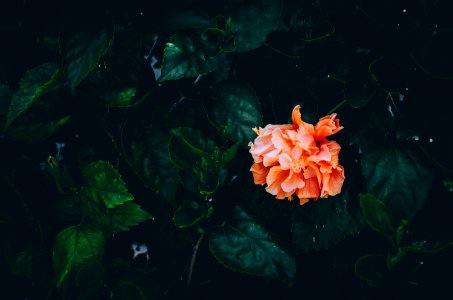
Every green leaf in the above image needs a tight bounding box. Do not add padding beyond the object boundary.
[3,244,34,278]
[170,127,218,159]
[359,141,433,220]
[224,0,282,52]
[359,193,395,237]
[159,33,226,82]
[173,199,211,228]
[82,161,134,209]
[53,224,105,288]
[354,254,388,287]
[221,142,239,166]
[5,63,60,129]
[7,115,70,143]
[100,203,152,232]
[209,206,296,283]
[62,26,114,94]
[122,115,179,204]
[101,86,137,107]
[291,192,363,254]
[205,81,262,147]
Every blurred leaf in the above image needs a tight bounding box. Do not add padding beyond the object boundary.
[82,161,134,209]
[8,115,70,143]
[100,202,152,233]
[122,114,179,204]
[101,86,137,107]
[359,141,433,220]
[205,81,262,147]
[354,254,388,287]
[3,244,33,278]
[5,63,60,129]
[62,25,114,94]
[359,193,395,238]
[160,33,226,82]
[53,224,105,288]
[162,10,214,29]
[173,199,211,228]
[209,206,296,283]
[407,239,453,254]
[291,192,363,254]
[224,0,282,52]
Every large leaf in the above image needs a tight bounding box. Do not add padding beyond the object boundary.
[62,25,114,93]
[5,63,60,129]
[224,0,282,52]
[205,81,262,147]
[173,199,211,228]
[122,114,179,203]
[82,161,134,209]
[160,33,225,82]
[359,193,395,238]
[99,203,152,233]
[291,192,363,254]
[53,224,105,288]
[8,115,70,143]
[359,141,433,220]
[209,206,296,283]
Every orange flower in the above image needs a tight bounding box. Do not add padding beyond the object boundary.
[249,105,345,204]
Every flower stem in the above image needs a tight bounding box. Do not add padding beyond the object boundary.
[327,99,347,115]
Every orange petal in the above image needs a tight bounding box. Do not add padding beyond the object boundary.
[291,105,303,126]
[278,153,293,170]
[296,176,320,199]
[320,165,345,198]
[281,171,305,193]
[314,114,343,141]
[250,163,269,185]
[271,128,293,153]
[262,148,280,167]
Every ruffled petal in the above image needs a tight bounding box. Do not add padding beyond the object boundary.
[320,166,345,198]
[278,153,293,170]
[314,114,343,141]
[250,162,268,185]
[281,171,305,193]
[296,176,320,199]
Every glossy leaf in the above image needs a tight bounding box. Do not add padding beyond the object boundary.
[291,192,363,253]
[224,0,282,52]
[359,193,395,237]
[173,199,211,228]
[82,161,134,209]
[359,142,433,220]
[5,63,60,129]
[53,224,105,288]
[206,81,262,147]
[160,33,225,82]
[62,26,114,93]
[100,203,152,232]
[209,206,296,283]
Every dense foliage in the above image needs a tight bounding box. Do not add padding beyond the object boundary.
[1,0,453,299]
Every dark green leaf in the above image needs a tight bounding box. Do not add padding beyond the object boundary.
[82,161,134,209]
[224,0,282,52]
[62,26,114,94]
[3,244,33,278]
[354,254,388,287]
[205,81,262,147]
[160,33,226,82]
[101,86,137,107]
[209,206,296,283]
[162,10,214,30]
[291,192,363,254]
[100,202,152,232]
[8,115,70,143]
[359,141,433,220]
[173,199,211,228]
[5,63,60,129]
[53,224,105,288]
[359,193,395,237]
[221,142,239,166]
[122,116,179,203]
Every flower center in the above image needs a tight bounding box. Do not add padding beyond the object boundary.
[290,159,303,173]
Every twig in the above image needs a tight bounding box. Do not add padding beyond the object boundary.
[186,232,206,290]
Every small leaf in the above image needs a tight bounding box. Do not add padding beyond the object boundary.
[221,142,239,166]
[100,203,152,232]
[173,199,211,228]
[8,115,70,143]
[224,0,282,52]
[358,140,433,220]
[101,86,137,107]
[53,224,105,288]
[82,161,134,209]
[5,63,60,129]
[359,193,395,237]
[291,192,363,254]
[354,254,388,287]
[160,33,225,82]
[62,25,114,93]
[209,206,296,283]
[205,81,262,147]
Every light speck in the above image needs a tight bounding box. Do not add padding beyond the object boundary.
[429,138,433,143]
[402,9,407,13]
